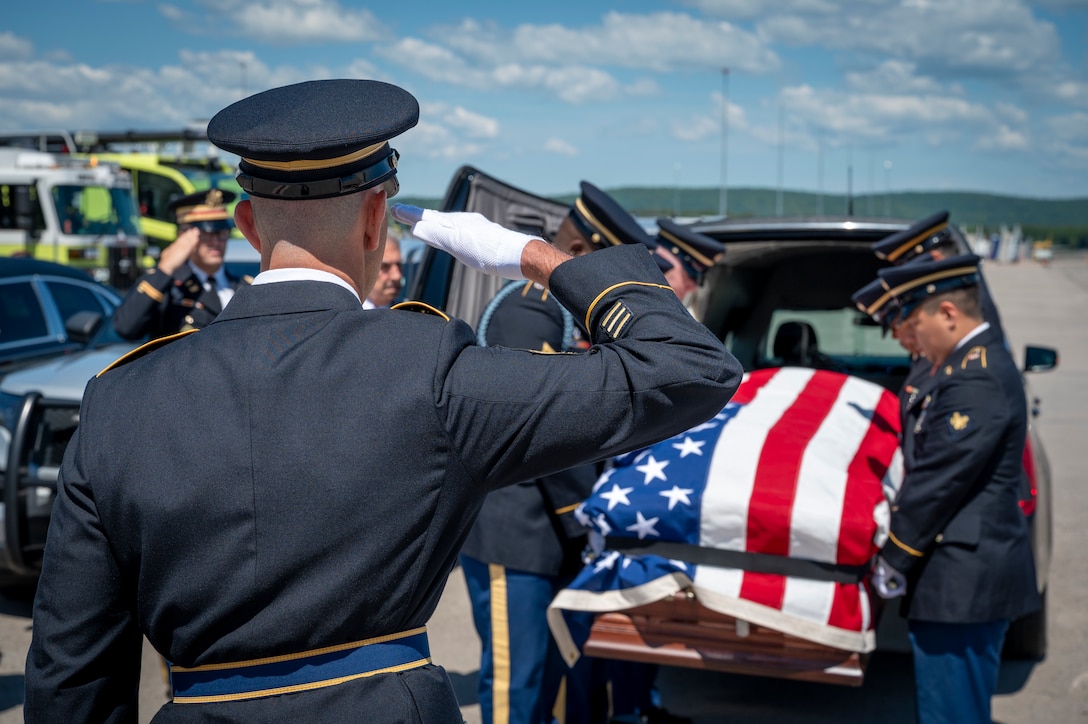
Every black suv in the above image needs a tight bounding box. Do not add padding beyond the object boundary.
[409,166,1055,665]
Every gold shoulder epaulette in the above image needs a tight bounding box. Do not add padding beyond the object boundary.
[96,329,199,378]
[961,345,988,370]
[390,301,450,321]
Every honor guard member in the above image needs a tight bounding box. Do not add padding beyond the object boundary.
[871,210,1005,340]
[112,189,251,340]
[25,79,742,723]
[463,180,667,724]
[851,277,931,433]
[652,217,725,316]
[868,254,1039,724]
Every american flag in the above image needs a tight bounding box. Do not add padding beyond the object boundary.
[547,368,904,664]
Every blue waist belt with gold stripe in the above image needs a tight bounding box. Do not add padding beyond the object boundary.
[170,626,430,704]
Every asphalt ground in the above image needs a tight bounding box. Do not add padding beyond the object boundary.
[0,253,1084,722]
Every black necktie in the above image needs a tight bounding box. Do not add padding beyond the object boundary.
[205,277,222,314]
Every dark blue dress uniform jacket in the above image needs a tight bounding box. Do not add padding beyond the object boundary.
[113,265,251,340]
[25,245,742,723]
[461,282,596,577]
[881,325,1040,624]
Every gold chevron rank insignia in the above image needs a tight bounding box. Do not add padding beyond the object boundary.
[600,300,632,339]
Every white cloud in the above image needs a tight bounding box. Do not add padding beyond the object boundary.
[439,12,780,74]
[166,0,386,44]
[777,83,997,146]
[544,138,579,156]
[399,120,483,160]
[754,0,1062,76]
[671,115,719,142]
[381,38,624,104]
[671,92,747,142]
[976,125,1030,150]
[0,32,33,61]
[1048,112,1088,143]
[421,102,500,139]
[844,61,953,95]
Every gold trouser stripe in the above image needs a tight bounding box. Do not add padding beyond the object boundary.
[554,502,580,515]
[888,531,925,558]
[171,626,428,673]
[243,141,386,172]
[137,279,165,303]
[553,675,567,724]
[866,265,977,316]
[489,564,511,724]
[173,658,431,704]
[883,222,950,262]
[584,281,672,332]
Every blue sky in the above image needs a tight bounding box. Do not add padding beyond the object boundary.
[2,0,1087,201]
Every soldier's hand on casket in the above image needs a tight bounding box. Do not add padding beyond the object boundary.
[390,205,538,280]
[872,556,907,599]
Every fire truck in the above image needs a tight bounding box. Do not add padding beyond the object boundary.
[0,147,144,290]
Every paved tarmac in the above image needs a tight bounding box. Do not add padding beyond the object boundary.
[0,253,1084,722]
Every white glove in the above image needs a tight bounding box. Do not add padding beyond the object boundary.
[390,205,537,280]
[871,557,907,599]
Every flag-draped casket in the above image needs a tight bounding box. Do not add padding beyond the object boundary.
[547,368,904,684]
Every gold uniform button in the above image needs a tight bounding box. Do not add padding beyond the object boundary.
[935,534,944,543]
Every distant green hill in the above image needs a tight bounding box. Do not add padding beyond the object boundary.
[399,186,1088,246]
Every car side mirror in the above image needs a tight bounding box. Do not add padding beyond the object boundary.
[65,310,104,345]
[1023,345,1058,373]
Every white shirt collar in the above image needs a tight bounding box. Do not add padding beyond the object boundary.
[954,321,990,352]
[187,263,228,289]
[250,268,361,305]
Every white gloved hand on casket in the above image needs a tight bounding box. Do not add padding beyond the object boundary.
[390,205,536,280]
[871,556,907,599]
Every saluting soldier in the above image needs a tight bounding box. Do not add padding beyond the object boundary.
[24,79,742,723]
[112,188,252,340]
[869,254,1039,724]
[463,181,668,724]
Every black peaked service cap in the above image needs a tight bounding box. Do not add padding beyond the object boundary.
[876,253,981,322]
[871,210,956,265]
[850,278,901,333]
[569,181,671,270]
[655,218,725,279]
[167,188,237,232]
[207,79,420,201]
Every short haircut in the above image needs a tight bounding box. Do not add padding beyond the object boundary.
[918,285,982,320]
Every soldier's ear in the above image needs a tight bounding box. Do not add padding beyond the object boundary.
[234,200,261,254]
[363,188,388,252]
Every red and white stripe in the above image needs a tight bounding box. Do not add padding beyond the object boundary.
[692,368,902,650]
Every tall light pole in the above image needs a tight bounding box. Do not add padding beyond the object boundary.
[883,160,892,216]
[776,105,784,217]
[719,67,730,218]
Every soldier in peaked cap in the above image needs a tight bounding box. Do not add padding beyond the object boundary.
[463,179,670,724]
[872,210,1005,341]
[868,254,1039,724]
[653,217,725,317]
[113,188,250,340]
[852,277,931,433]
[26,79,741,722]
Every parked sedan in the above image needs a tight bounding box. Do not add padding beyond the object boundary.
[0,257,139,585]
[0,256,128,376]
